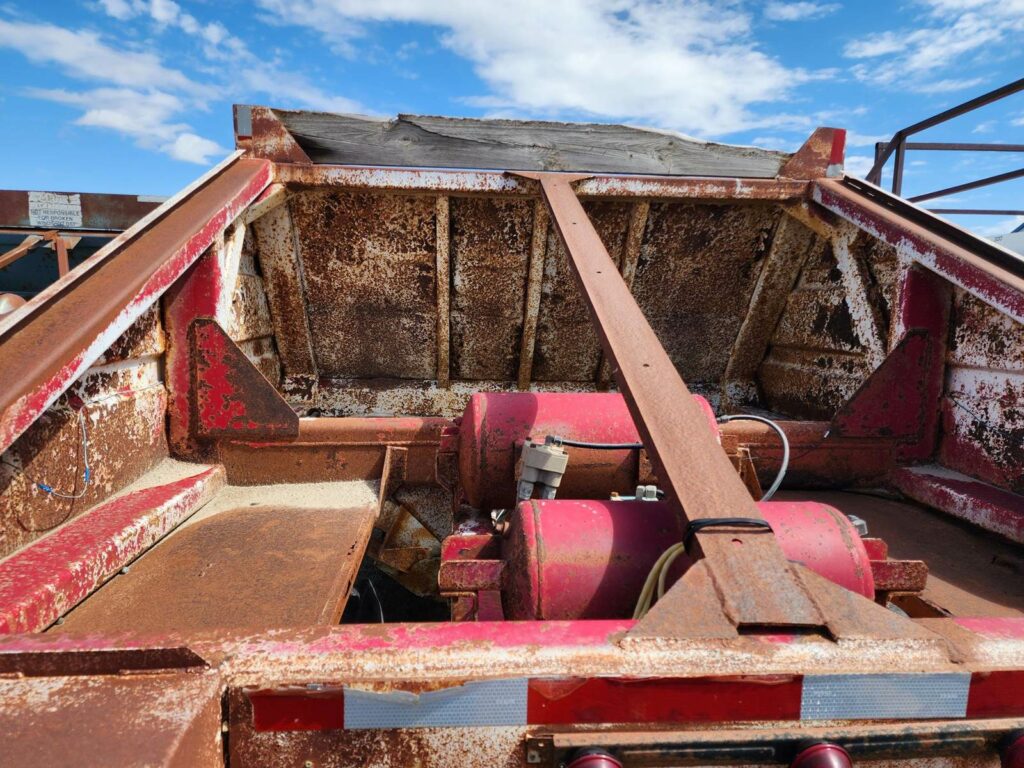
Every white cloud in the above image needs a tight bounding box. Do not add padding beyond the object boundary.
[0,18,199,93]
[763,2,840,22]
[0,17,228,163]
[97,0,136,20]
[253,0,829,135]
[751,136,799,151]
[977,215,1024,237]
[844,154,876,178]
[2,4,361,164]
[93,0,362,114]
[845,130,888,147]
[164,132,226,164]
[843,2,1024,92]
[27,86,228,164]
[913,77,986,94]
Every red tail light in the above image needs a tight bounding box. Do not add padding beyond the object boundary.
[791,743,852,768]
[1002,732,1024,768]
[566,748,623,768]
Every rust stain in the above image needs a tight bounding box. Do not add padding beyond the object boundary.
[450,196,534,381]
[291,189,437,379]
[631,201,782,386]
[533,200,632,383]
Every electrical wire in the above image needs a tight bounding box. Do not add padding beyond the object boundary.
[633,542,684,619]
[633,414,790,619]
[716,414,789,501]
[364,577,385,623]
[545,436,644,450]
[36,407,91,499]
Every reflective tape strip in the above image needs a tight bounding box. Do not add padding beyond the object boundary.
[250,671,1024,732]
[343,679,528,729]
[801,673,971,720]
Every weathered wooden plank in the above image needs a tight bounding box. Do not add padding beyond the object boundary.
[276,111,788,178]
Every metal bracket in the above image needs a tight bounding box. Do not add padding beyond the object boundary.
[189,318,299,439]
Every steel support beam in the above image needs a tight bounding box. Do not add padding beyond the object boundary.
[0,157,271,456]
[813,178,1024,324]
[274,163,808,200]
[520,171,823,631]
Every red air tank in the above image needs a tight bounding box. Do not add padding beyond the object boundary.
[458,392,718,510]
[502,499,875,620]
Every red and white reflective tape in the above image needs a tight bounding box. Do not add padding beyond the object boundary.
[249,671,1024,731]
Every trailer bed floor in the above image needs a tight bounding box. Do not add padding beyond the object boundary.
[785,490,1024,618]
[53,489,378,633]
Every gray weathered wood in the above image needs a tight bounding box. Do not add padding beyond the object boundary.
[276,111,787,178]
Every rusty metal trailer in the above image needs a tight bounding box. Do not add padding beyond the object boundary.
[1,106,1024,768]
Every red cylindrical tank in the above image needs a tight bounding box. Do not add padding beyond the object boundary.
[502,499,874,620]
[458,392,718,510]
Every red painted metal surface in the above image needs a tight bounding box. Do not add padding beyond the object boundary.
[457,391,718,510]
[892,265,953,461]
[830,329,932,439]
[780,128,847,179]
[0,465,224,634]
[566,750,623,768]
[892,465,1024,544]
[791,743,852,768]
[501,499,874,620]
[250,691,344,732]
[1001,732,1024,768]
[190,318,298,439]
[0,158,271,457]
[527,675,804,725]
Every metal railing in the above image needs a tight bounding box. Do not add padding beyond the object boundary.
[867,77,1024,215]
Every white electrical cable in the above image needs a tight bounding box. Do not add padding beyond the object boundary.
[716,414,789,501]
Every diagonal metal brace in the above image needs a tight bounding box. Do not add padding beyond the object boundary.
[513,171,825,632]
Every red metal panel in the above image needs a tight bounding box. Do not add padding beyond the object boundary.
[780,128,846,179]
[0,465,224,634]
[830,330,932,440]
[190,318,298,439]
[892,266,952,461]
[966,671,1024,718]
[892,465,1024,543]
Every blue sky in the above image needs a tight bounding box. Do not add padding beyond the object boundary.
[1,0,1022,235]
